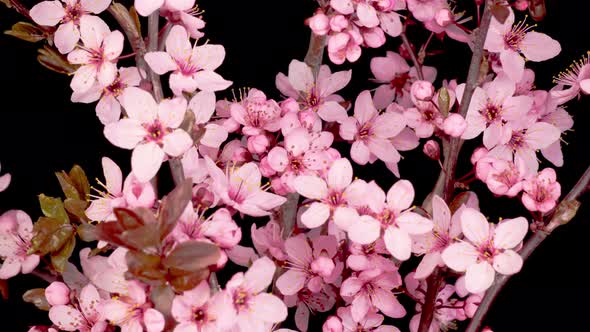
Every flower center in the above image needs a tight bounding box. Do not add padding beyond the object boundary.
[391,72,410,96]
[144,120,167,143]
[508,131,525,150]
[482,103,502,122]
[105,77,126,97]
[64,1,84,25]
[193,308,206,322]
[477,243,498,263]
[504,20,535,52]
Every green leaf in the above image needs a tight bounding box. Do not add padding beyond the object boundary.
[23,288,51,311]
[68,165,90,199]
[437,87,450,117]
[158,179,193,241]
[50,236,76,273]
[38,194,69,224]
[37,45,78,75]
[30,217,74,256]
[162,240,220,272]
[4,22,47,42]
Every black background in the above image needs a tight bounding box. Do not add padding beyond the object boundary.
[1,0,590,330]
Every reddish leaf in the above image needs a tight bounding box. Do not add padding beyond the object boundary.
[30,217,74,256]
[76,223,98,242]
[529,0,546,21]
[23,288,50,311]
[158,179,193,241]
[114,208,144,229]
[68,165,90,199]
[50,236,76,273]
[168,269,210,292]
[37,45,78,75]
[491,4,510,24]
[126,250,166,282]
[55,171,80,200]
[4,22,47,42]
[0,280,8,300]
[64,198,89,222]
[162,240,220,272]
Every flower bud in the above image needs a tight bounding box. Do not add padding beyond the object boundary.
[423,140,440,160]
[435,8,453,27]
[330,15,349,32]
[259,156,276,177]
[247,135,270,154]
[308,12,330,35]
[481,327,494,332]
[45,281,70,306]
[375,0,395,11]
[310,256,335,278]
[280,97,299,114]
[411,80,435,101]
[323,316,343,332]
[470,147,489,165]
[271,176,291,195]
[514,0,528,11]
[443,113,467,137]
[465,294,482,318]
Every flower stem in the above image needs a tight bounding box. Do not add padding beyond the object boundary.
[401,29,424,81]
[147,11,164,102]
[465,164,590,332]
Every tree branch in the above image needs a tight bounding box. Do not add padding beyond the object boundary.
[147,11,164,102]
[401,30,424,81]
[465,164,590,332]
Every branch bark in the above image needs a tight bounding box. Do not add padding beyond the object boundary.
[401,31,424,81]
[147,11,164,102]
[465,164,590,332]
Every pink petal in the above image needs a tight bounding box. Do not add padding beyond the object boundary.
[432,195,450,231]
[164,0,193,11]
[79,284,101,319]
[54,21,80,54]
[250,293,288,323]
[276,270,307,296]
[162,130,192,157]
[247,191,287,210]
[351,141,371,165]
[460,208,490,244]
[525,122,561,149]
[98,62,118,87]
[191,44,226,71]
[287,60,314,92]
[493,217,528,249]
[144,308,165,332]
[295,303,310,332]
[267,147,289,172]
[49,305,84,331]
[189,91,216,124]
[193,70,232,92]
[580,79,590,94]
[0,173,11,192]
[0,258,20,279]
[383,227,412,261]
[103,119,145,149]
[317,101,348,123]
[70,65,97,93]
[131,142,165,182]
[301,202,331,228]
[158,97,187,128]
[386,180,414,211]
[96,94,121,124]
[134,0,165,16]
[348,215,381,245]
[30,1,65,26]
[373,85,396,109]
[244,256,276,293]
[492,250,523,275]
[372,112,406,138]
[319,69,351,97]
[520,32,561,62]
[354,90,378,124]
[119,87,158,122]
[367,138,400,163]
[144,52,177,75]
[21,255,40,274]
[200,124,228,148]
[275,72,299,99]
[169,73,198,95]
[81,0,110,13]
[104,30,124,60]
[327,158,353,191]
[379,12,402,37]
[372,288,406,318]
[331,0,354,14]
[441,242,479,272]
[79,15,109,49]
[500,50,525,83]
[293,176,328,199]
[102,157,122,195]
[357,3,379,27]
[397,212,433,235]
[351,291,371,322]
[333,206,360,231]
[414,252,441,280]
[465,262,495,293]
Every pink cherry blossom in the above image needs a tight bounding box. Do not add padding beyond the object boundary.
[284,286,338,332]
[225,257,288,331]
[205,157,287,217]
[144,25,231,95]
[67,16,124,93]
[443,113,467,137]
[230,88,282,136]
[276,60,351,123]
[327,29,363,64]
[71,67,143,124]
[251,219,287,261]
[336,306,400,332]
[48,283,108,332]
[483,158,527,197]
[276,234,341,296]
[0,210,39,279]
[422,139,440,160]
[339,90,406,165]
[521,168,561,213]
[102,281,165,332]
[406,0,447,22]
[340,268,406,322]
[171,280,236,332]
[160,4,206,40]
[134,0,196,17]
[550,52,590,104]
[347,239,399,273]
[30,0,111,54]
[189,91,229,149]
[171,204,241,249]
[404,88,454,138]
[45,281,70,306]
[0,162,10,192]
[442,208,528,293]
[484,8,561,82]
[103,87,193,182]
[79,247,128,295]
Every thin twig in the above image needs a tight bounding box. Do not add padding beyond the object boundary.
[401,31,424,81]
[147,11,164,102]
[465,165,590,332]
[31,270,57,283]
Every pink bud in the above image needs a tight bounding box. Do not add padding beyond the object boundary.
[232,146,251,162]
[310,256,335,278]
[411,80,435,101]
[514,0,528,11]
[470,147,489,165]
[375,0,395,11]
[443,113,467,137]
[423,140,440,160]
[45,281,70,306]
[362,27,386,48]
[308,12,330,35]
[259,156,276,177]
[323,316,343,332]
[435,9,453,27]
[271,176,290,195]
[247,135,270,154]
[465,294,482,318]
[280,97,300,114]
[481,327,494,332]
[330,15,349,32]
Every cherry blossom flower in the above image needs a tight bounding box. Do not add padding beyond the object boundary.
[276,234,341,296]
[144,25,231,95]
[339,90,406,165]
[205,157,287,217]
[71,67,143,124]
[67,16,124,93]
[406,0,447,22]
[189,91,229,149]
[103,87,193,182]
[0,210,39,279]
[347,239,398,273]
[0,162,10,192]
[276,60,351,123]
[102,281,165,332]
[483,158,527,197]
[327,29,363,64]
[521,168,561,213]
[284,286,338,332]
[171,280,236,332]
[550,52,590,104]
[340,268,406,322]
[442,208,528,293]
[230,88,282,136]
[171,204,241,249]
[251,219,287,261]
[48,284,108,332]
[336,306,401,332]
[160,4,206,40]
[484,8,561,82]
[30,0,111,54]
[79,247,129,295]
[225,257,288,331]
[135,0,197,17]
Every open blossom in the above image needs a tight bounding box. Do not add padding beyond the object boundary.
[404,88,455,138]
[67,16,124,93]
[550,52,590,104]
[134,0,198,16]
[160,4,206,39]
[339,90,406,165]
[284,286,337,332]
[189,91,229,149]
[171,204,241,249]
[483,158,527,197]
[406,0,447,22]
[205,157,287,217]
[71,67,143,124]
[251,219,287,261]
[48,284,108,332]
[442,208,528,293]
[276,60,351,123]
[225,257,288,331]
[230,88,282,135]
[102,281,165,332]
[276,234,341,296]
[340,268,406,322]
[85,157,156,222]
[335,306,400,332]
[521,168,561,213]
[171,280,236,332]
[30,0,111,54]
[104,87,193,182]
[484,8,560,82]
[0,210,39,279]
[145,25,232,95]
[0,162,10,192]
